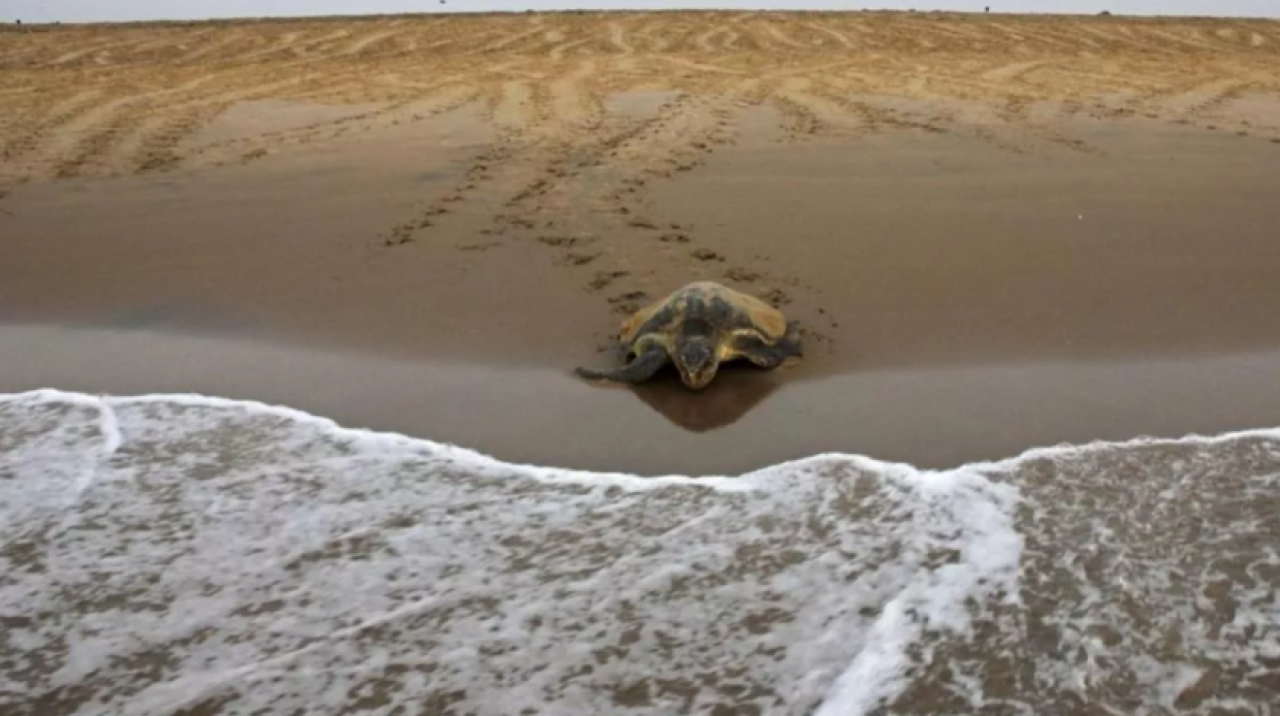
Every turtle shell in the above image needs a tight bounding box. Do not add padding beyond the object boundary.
[618,281,789,349]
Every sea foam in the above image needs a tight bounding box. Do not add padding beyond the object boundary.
[2,388,1278,716]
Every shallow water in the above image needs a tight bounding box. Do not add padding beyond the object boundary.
[2,389,1278,715]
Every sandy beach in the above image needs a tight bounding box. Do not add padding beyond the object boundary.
[4,14,1280,714]
[4,10,1280,472]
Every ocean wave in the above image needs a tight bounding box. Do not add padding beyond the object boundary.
[2,388,1278,716]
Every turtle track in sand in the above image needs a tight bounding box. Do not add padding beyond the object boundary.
[3,10,1280,316]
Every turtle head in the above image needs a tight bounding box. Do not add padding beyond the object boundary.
[673,335,719,390]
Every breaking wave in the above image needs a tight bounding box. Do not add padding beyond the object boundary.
[2,389,1277,716]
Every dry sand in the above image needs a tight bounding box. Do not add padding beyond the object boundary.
[4,10,1280,473]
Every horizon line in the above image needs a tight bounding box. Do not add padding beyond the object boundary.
[10,7,1279,28]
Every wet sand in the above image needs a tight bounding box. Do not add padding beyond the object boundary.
[7,324,1280,476]
[4,11,1280,473]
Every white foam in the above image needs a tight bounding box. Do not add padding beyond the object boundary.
[3,388,1279,715]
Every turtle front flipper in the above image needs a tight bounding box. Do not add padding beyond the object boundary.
[575,347,670,385]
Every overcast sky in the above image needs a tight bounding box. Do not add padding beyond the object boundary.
[7,1,1279,23]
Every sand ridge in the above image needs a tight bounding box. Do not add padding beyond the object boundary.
[4,11,1280,186]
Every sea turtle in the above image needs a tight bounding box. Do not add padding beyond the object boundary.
[575,281,803,390]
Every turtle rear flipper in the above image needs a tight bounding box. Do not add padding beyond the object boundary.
[575,347,669,385]
[726,320,803,369]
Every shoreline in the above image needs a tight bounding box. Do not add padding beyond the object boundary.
[7,323,1280,475]
[10,381,1280,480]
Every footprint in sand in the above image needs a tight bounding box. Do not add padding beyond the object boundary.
[760,288,791,306]
[561,252,599,266]
[608,290,649,314]
[588,270,629,291]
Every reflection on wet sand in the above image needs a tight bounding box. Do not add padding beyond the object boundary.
[627,365,783,433]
